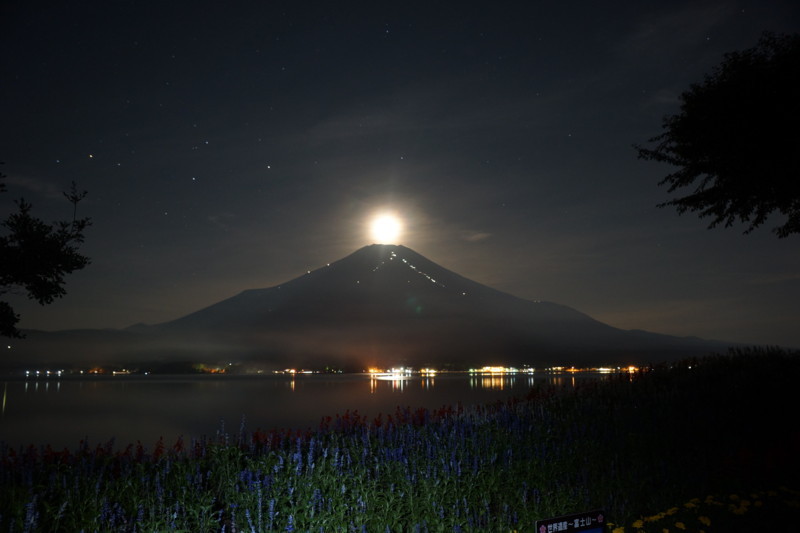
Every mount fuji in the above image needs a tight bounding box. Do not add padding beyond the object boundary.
[13,244,731,370]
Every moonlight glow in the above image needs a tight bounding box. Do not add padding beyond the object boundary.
[370,214,403,243]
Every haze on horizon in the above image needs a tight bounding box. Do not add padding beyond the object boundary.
[1,1,799,349]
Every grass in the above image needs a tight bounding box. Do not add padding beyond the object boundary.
[1,347,798,531]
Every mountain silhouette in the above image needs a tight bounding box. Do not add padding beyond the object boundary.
[150,244,729,368]
[10,244,732,371]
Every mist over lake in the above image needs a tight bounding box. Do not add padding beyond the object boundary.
[0,371,609,450]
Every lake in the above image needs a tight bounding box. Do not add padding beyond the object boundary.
[0,371,609,450]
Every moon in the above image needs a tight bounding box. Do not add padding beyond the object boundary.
[370,214,403,243]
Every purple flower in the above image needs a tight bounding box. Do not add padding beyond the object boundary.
[267,498,276,529]
[23,496,39,531]
[310,488,324,514]
[245,508,255,533]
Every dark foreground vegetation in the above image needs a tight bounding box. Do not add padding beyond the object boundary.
[1,347,798,532]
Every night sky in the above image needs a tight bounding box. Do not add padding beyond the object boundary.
[2,1,799,348]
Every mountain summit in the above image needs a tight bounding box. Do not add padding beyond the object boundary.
[13,245,731,370]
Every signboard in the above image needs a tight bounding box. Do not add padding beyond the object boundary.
[535,509,606,533]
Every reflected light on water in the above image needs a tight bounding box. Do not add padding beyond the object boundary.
[470,375,516,390]
[368,367,415,392]
[361,371,601,393]
[369,375,410,392]
[548,375,579,388]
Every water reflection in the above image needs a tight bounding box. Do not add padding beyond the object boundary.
[363,371,603,393]
[12,371,608,397]
[0,371,615,449]
[471,375,512,390]
[368,375,410,392]
[23,380,62,393]
[465,371,607,389]
[365,373,550,392]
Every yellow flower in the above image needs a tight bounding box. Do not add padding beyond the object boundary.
[683,501,697,509]
[698,515,711,527]
[729,493,740,501]
[666,507,679,516]
[632,519,644,528]
[612,527,625,533]
[662,529,670,533]
[646,512,665,522]
[675,521,686,530]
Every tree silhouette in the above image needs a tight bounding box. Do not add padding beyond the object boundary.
[636,32,800,237]
[0,165,91,337]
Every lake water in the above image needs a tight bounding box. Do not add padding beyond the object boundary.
[0,372,607,450]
